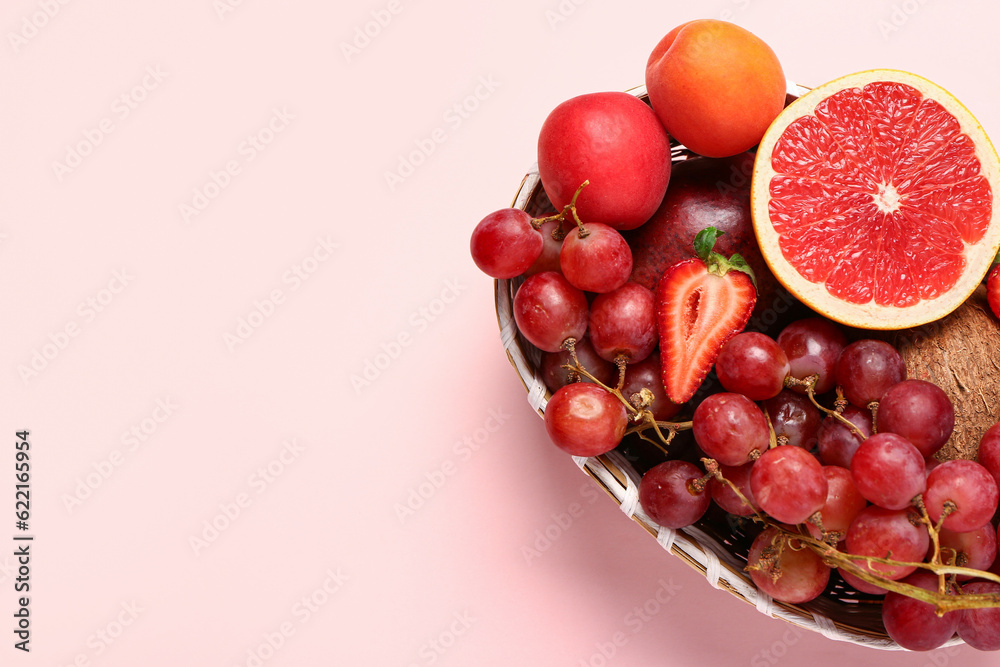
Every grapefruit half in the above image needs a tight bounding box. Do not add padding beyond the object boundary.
[751,70,1000,329]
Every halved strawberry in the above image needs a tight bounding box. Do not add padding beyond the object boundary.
[656,227,757,404]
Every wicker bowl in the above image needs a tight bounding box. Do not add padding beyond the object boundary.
[494,83,965,651]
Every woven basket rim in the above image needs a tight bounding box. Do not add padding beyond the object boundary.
[493,81,966,651]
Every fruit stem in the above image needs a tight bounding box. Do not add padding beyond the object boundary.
[614,355,628,392]
[566,181,590,238]
[630,417,692,454]
[702,458,767,523]
[806,511,826,538]
[867,400,880,434]
[788,375,868,442]
[689,472,712,495]
[562,337,581,384]
[551,221,567,241]
[763,407,778,449]
[833,387,848,414]
[777,526,1000,613]
[635,419,680,456]
[561,354,691,452]
[914,495,949,597]
[531,180,590,236]
[757,508,1000,614]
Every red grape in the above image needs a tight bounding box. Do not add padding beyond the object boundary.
[524,218,565,276]
[992,530,1000,577]
[513,271,588,352]
[750,445,828,524]
[817,405,872,468]
[708,462,757,516]
[747,527,831,604]
[807,466,868,541]
[924,460,999,533]
[937,524,997,579]
[877,380,955,459]
[692,393,769,466]
[544,383,627,457]
[958,581,1000,651]
[620,352,680,422]
[540,336,616,392]
[977,421,1000,491]
[845,505,929,581]
[470,208,543,278]
[560,223,632,293]
[715,332,789,400]
[638,460,710,529]
[835,339,906,408]
[850,433,926,511]
[882,570,960,651]
[762,390,821,450]
[588,282,657,363]
[776,317,847,394]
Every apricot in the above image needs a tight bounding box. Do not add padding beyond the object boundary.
[537,91,671,230]
[645,20,785,157]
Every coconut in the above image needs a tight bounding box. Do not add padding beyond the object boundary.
[870,286,1000,461]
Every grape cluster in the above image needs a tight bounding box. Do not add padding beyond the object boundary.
[632,318,1000,651]
[471,194,1000,652]
[471,185,677,458]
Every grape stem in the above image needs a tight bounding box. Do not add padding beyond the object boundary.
[833,387,848,414]
[867,400,880,434]
[531,180,591,238]
[785,375,868,442]
[798,531,1000,615]
[913,495,957,597]
[558,354,691,454]
[762,406,778,449]
[614,355,628,391]
[700,383,1000,614]
[719,483,1000,613]
[702,458,768,523]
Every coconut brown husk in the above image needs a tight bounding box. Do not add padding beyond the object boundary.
[869,286,1000,461]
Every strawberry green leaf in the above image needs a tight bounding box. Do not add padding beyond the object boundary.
[693,227,724,263]
[727,253,757,288]
[695,228,757,288]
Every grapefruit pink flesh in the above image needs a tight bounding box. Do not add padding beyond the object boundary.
[752,71,1000,329]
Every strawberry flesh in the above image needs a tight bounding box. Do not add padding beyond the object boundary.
[656,258,756,404]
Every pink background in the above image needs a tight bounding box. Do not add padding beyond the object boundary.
[1,0,999,664]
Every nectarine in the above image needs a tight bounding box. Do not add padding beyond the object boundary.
[645,20,785,157]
